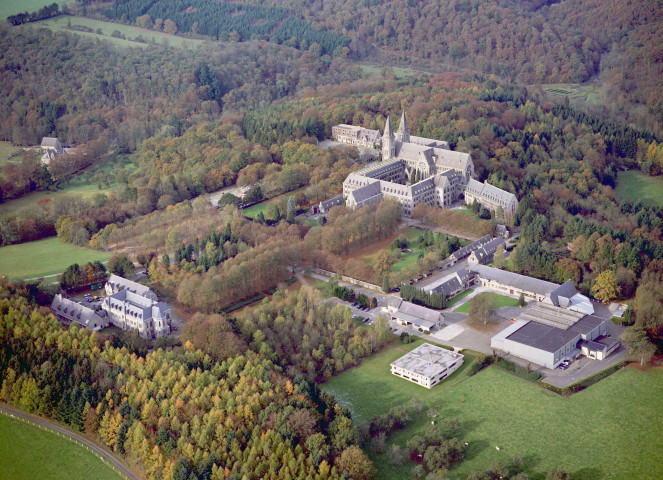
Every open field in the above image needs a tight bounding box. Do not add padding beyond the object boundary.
[322,341,663,480]
[541,82,603,108]
[240,188,306,220]
[0,141,21,167]
[0,0,69,17]
[0,414,123,480]
[615,170,663,208]
[31,15,207,49]
[0,181,113,216]
[453,291,520,312]
[361,64,428,79]
[0,237,110,280]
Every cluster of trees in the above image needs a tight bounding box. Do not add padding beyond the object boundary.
[399,284,446,310]
[0,287,375,479]
[0,151,52,202]
[59,261,107,291]
[233,287,393,382]
[0,25,356,148]
[6,2,61,25]
[99,0,348,55]
[406,421,466,475]
[170,223,243,273]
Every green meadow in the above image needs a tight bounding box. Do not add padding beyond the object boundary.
[322,337,663,480]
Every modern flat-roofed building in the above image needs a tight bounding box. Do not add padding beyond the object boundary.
[391,343,464,388]
[491,303,609,369]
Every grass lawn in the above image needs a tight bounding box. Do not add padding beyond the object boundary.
[446,288,474,306]
[241,188,306,220]
[0,237,111,280]
[0,414,123,480]
[0,181,113,216]
[0,0,69,17]
[0,142,21,171]
[362,227,430,272]
[615,170,663,208]
[322,342,663,480]
[453,291,520,312]
[31,15,207,49]
[541,83,604,108]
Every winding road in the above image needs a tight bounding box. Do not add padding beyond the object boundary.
[0,404,143,480]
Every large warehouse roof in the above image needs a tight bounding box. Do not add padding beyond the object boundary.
[518,303,584,330]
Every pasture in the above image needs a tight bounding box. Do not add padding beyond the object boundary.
[0,237,110,280]
[362,227,438,272]
[322,339,663,480]
[615,170,663,208]
[0,181,113,216]
[0,414,123,480]
[542,83,603,108]
[31,15,207,49]
[0,0,68,18]
[453,291,520,312]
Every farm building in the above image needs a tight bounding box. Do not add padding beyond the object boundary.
[387,300,444,333]
[391,343,464,388]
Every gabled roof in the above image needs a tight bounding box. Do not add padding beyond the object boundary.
[450,235,492,259]
[107,274,156,300]
[350,181,382,204]
[469,264,559,296]
[320,194,344,211]
[398,301,442,325]
[548,280,578,306]
[41,137,61,148]
[465,179,516,206]
[51,294,106,329]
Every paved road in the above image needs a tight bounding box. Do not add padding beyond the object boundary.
[0,404,143,480]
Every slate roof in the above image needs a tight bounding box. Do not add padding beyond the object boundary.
[51,294,106,330]
[350,181,382,204]
[41,137,61,148]
[107,274,157,301]
[409,135,449,149]
[450,235,492,260]
[432,277,462,297]
[465,179,516,206]
[547,280,578,307]
[469,264,559,296]
[435,149,472,172]
[469,237,505,264]
[398,301,442,324]
[320,194,344,211]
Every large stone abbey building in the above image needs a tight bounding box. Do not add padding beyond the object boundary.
[339,112,517,218]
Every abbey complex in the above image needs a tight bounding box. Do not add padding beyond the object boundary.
[337,112,518,221]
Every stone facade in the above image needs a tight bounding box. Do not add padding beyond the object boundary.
[340,112,516,216]
[331,124,381,147]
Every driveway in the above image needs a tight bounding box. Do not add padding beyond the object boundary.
[0,404,142,480]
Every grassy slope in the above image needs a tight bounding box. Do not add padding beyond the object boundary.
[362,227,431,272]
[453,291,520,312]
[31,15,207,49]
[0,0,69,17]
[0,237,110,279]
[0,415,122,480]
[322,341,663,480]
[446,287,474,306]
[0,181,112,215]
[615,170,663,208]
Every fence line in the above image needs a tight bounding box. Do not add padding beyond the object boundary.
[0,408,130,480]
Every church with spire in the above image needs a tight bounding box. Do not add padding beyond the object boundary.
[341,111,517,219]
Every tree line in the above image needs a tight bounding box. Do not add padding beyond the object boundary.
[0,284,371,480]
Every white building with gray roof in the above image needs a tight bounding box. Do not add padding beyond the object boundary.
[491,303,609,369]
[464,179,518,222]
[103,289,171,339]
[391,343,464,388]
[105,274,158,301]
[387,300,444,333]
[51,294,108,331]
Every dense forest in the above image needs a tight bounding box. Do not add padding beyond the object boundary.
[0,25,359,148]
[99,0,348,54]
[0,285,373,480]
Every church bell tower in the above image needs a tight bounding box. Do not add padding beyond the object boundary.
[382,116,395,160]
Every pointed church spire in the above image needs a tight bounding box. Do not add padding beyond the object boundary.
[382,116,395,160]
[397,110,410,143]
